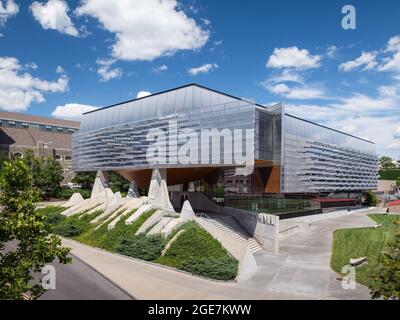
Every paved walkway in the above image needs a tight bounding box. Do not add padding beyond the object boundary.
[62,208,387,300]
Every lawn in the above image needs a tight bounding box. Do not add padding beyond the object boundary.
[40,206,239,280]
[331,214,400,287]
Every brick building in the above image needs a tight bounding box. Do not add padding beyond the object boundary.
[0,111,79,182]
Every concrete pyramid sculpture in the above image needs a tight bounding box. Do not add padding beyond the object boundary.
[180,200,195,221]
[148,169,174,211]
[63,192,84,208]
[91,170,109,199]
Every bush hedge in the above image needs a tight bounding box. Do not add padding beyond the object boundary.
[57,188,91,200]
[116,234,165,261]
[76,209,155,251]
[379,169,400,180]
[52,210,104,237]
[156,222,239,280]
[44,207,239,281]
[38,206,66,227]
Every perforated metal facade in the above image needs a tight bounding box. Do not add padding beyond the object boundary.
[73,84,378,193]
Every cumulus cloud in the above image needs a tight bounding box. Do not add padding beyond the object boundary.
[52,103,98,120]
[56,65,64,74]
[152,64,168,73]
[339,51,378,72]
[385,35,400,52]
[0,0,18,26]
[268,69,304,84]
[326,45,339,59]
[266,82,325,100]
[96,58,122,82]
[379,52,400,73]
[188,63,218,75]
[30,0,79,37]
[25,62,38,70]
[0,56,69,112]
[266,47,321,70]
[75,0,209,61]
[136,91,151,99]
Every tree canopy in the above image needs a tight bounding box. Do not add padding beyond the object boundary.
[0,159,71,300]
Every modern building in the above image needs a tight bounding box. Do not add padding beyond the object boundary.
[73,84,378,197]
[0,111,80,182]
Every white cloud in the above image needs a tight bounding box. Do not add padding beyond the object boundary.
[56,65,64,74]
[331,91,396,113]
[266,47,321,70]
[264,81,325,100]
[385,142,400,150]
[136,91,151,99]
[25,62,38,70]
[0,0,18,26]
[210,40,223,51]
[0,56,69,112]
[326,45,339,59]
[52,103,98,120]
[285,103,345,121]
[379,52,400,73]
[268,69,304,84]
[152,64,168,73]
[75,0,209,61]
[385,35,400,52]
[188,63,218,75]
[96,58,122,82]
[30,0,79,37]
[339,51,378,72]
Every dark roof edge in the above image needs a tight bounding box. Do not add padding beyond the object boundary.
[285,113,375,144]
[83,83,261,115]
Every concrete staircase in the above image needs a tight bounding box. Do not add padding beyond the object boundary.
[196,213,262,254]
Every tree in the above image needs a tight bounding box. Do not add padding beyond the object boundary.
[71,171,96,190]
[72,171,130,194]
[370,223,400,300]
[362,190,378,206]
[109,172,130,194]
[379,156,396,170]
[396,177,400,188]
[23,150,63,199]
[0,159,71,300]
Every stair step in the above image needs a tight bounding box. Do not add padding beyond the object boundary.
[198,215,263,254]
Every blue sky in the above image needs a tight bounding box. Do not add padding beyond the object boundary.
[0,0,400,157]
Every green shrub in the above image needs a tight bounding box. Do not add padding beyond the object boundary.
[52,210,104,237]
[362,190,378,206]
[379,169,400,180]
[116,234,165,261]
[37,205,66,229]
[57,188,91,200]
[157,222,239,280]
[76,209,156,251]
[53,223,82,237]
